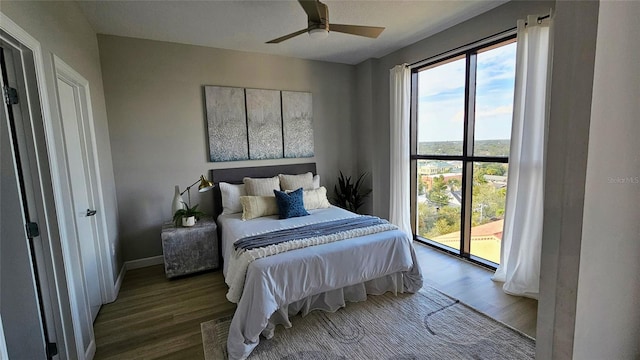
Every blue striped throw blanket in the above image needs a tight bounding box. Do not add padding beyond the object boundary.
[234,216,390,251]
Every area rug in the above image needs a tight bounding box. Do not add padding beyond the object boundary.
[201,287,535,360]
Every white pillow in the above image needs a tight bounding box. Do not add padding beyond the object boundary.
[218,182,246,214]
[240,195,279,220]
[313,174,320,189]
[303,186,331,210]
[243,176,280,196]
[279,172,314,191]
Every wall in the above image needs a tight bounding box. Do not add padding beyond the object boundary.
[1,1,122,280]
[536,1,599,358]
[98,35,356,261]
[572,1,640,358]
[354,0,555,219]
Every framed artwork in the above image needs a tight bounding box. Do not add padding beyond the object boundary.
[282,91,314,158]
[205,86,248,162]
[246,89,283,160]
[205,86,314,162]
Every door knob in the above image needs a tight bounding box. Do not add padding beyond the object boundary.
[86,209,97,217]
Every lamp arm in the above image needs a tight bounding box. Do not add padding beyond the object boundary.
[180,179,200,196]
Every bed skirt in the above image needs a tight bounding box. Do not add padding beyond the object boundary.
[262,271,416,339]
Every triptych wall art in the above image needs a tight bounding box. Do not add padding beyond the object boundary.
[205,85,314,162]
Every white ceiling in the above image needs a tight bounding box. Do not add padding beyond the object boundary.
[78,0,507,65]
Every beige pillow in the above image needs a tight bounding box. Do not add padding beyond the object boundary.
[283,186,331,210]
[240,195,279,220]
[312,174,320,189]
[243,176,280,196]
[279,172,314,191]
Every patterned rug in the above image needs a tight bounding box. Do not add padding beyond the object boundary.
[201,287,535,360]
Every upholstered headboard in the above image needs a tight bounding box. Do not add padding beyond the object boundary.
[210,163,317,220]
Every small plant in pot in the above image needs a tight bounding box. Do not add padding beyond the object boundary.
[333,171,372,214]
[173,202,205,227]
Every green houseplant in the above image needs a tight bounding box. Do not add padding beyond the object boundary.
[333,171,372,214]
[173,202,205,227]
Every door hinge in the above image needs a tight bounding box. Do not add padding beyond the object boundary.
[46,342,58,359]
[3,86,19,105]
[26,222,40,238]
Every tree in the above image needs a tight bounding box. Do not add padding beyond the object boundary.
[428,175,449,207]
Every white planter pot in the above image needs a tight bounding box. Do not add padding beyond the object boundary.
[181,216,196,227]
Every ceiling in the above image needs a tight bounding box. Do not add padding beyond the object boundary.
[78,0,507,65]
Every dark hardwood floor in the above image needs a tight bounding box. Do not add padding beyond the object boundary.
[93,243,537,359]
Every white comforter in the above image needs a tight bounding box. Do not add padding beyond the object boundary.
[218,206,423,360]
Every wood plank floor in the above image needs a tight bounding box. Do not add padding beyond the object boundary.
[93,243,537,359]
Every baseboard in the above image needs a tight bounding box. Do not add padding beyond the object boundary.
[125,255,164,270]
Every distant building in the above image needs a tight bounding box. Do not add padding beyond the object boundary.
[420,173,463,191]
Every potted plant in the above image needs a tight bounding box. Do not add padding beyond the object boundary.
[173,202,205,227]
[333,171,372,214]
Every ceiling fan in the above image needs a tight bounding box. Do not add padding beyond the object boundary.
[266,0,385,44]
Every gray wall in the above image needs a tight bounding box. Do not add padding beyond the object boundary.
[98,35,356,261]
[1,1,122,280]
[536,1,599,358]
[572,1,640,358]
[354,0,555,219]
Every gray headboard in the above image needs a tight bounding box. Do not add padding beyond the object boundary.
[210,162,317,220]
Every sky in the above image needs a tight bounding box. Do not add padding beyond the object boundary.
[417,41,517,144]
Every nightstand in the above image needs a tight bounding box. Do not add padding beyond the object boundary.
[161,218,219,278]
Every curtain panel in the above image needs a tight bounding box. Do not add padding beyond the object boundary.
[492,15,553,299]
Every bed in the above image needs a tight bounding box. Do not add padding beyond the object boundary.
[211,164,423,360]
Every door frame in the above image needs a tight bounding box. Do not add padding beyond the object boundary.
[0,11,118,360]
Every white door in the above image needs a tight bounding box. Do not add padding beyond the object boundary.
[56,77,102,321]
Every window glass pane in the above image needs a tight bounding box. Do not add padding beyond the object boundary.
[474,41,516,157]
[417,57,466,156]
[470,162,509,264]
[416,160,463,250]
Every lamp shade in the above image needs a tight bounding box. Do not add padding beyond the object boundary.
[198,175,214,192]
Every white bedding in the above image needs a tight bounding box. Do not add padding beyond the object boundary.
[217,206,423,360]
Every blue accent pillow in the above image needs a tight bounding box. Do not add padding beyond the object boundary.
[274,188,310,219]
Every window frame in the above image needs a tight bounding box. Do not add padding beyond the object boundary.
[410,34,517,269]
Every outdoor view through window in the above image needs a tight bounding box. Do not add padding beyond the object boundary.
[414,39,516,265]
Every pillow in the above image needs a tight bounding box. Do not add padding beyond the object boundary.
[243,176,280,196]
[312,174,320,189]
[218,182,246,214]
[274,188,310,219]
[239,195,279,221]
[302,186,331,210]
[279,172,314,191]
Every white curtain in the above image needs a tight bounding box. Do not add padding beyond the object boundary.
[389,64,412,235]
[492,15,552,298]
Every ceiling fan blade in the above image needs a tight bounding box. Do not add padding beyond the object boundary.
[298,0,322,24]
[266,28,310,44]
[330,24,385,38]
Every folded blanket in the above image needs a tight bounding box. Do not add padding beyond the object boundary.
[225,215,398,303]
[234,216,389,251]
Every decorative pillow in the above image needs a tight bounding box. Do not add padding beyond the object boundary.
[239,196,279,221]
[274,188,310,219]
[218,182,246,214]
[279,172,314,191]
[243,176,280,196]
[302,186,331,210]
[312,174,320,189]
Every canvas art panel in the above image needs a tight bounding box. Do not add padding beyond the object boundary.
[282,91,314,158]
[246,89,283,160]
[205,86,249,162]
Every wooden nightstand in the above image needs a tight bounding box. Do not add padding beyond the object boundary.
[161,218,219,278]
